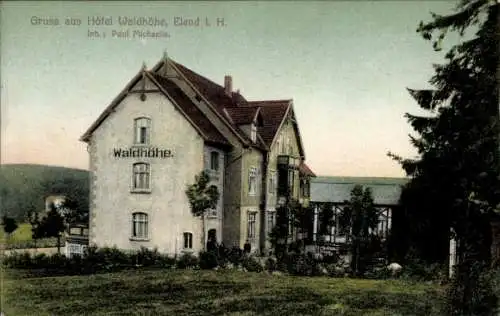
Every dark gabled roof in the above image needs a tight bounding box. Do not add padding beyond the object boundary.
[299,163,316,177]
[172,61,247,112]
[225,107,261,126]
[83,57,301,157]
[246,100,291,147]
[150,73,231,147]
[168,60,288,152]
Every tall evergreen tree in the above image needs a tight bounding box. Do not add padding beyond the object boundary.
[340,185,379,276]
[389,1,499,314]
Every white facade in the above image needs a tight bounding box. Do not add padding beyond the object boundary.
[203,145,225,244]
[82,57,313,256]
[87,82,224,255]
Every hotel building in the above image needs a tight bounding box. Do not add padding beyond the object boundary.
[80,54,315,255]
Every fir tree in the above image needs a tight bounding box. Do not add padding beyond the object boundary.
[389,1,499,314]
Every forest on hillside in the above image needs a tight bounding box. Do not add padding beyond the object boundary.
[0,164,89,221]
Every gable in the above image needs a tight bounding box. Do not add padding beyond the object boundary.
[80,69,230,149]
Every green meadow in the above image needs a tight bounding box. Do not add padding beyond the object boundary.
[3,269,443,316]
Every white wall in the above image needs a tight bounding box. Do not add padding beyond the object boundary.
[203,145,225,244]
[88,85,207,255]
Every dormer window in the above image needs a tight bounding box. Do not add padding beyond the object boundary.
[250,123,257,143]
[134,117,151,145]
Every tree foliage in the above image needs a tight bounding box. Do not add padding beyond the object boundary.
[37,202,66,254]
[185,171,220,249]
[2,215,18,235]
[268,198,311,257]
[389,1,499,314]
[341,185,380,276]
[0,164,89,221]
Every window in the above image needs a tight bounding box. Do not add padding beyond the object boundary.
[268,171,276,194]
[300,179,310,197]
[267,211,276,231]
[210,151,219,171]
[134,117,151,144]
[286,137,291,154]
[133,163,150,191]
[132,212,148,239]
[248,167,257,196]
[66,244,87,258]
[280,135,286,154]
[250,124,257,142]
[288,169,294,190]
[207,208,217,218]
[247,212,257,239]
[183,232,193,249]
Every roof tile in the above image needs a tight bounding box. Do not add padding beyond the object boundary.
[151,73,231,147]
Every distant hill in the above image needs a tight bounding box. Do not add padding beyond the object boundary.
[0,164,89,221]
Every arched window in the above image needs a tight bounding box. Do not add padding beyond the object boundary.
[183,232,193,249]
[134,117,151,144]
[132,212,148,239]
[133,163,150,190]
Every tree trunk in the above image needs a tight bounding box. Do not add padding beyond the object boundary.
[57,235,61,254]
[202,214,206,251]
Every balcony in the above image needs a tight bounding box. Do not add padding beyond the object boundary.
[277,155,300,199]
[277,155,300,169]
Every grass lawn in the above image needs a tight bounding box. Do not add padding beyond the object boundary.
[0,223,32,242]
[1,222,59,249]
[3,269,444,316]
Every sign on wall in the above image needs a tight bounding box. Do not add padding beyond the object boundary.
[113,147,174,158]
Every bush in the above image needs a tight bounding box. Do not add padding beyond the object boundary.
[226,247,243,266]
[444,262,498,315]
[241,255,263,273]
[265,257,278,272]
[199,251,219,269]
[176,252,199,269]
[401,260,446,282]
[3,251,33,269]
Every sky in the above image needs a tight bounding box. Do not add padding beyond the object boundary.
[1,1,462,177]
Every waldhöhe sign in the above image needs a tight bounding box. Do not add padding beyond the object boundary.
[113,147,173,158]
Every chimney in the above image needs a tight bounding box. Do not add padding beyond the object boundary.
[224,75,232,97]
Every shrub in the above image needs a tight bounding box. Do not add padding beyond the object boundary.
[241,255,263,273]
[444,262,498,315]
[199,251,219,269]
[176,252,199,269]
[135,247,163,267]
[226,247,243,266]
[265,257,278,272]
[3,251,33,269]
[401,260,446,282]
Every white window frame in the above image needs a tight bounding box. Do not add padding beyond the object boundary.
[210,151,219,171]
[247,212,257,240]
[250,123,257,142]
[268,171,276,194]
[134,117,151,145]
[183,232,193,249]
[132,163,151,192]
[280,135,286,154]
[131,212,148,240]
[286,136,291,155]
[248,167,257,196]
[66,243,87,258]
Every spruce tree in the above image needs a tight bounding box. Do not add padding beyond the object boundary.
[389,1,499,314]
